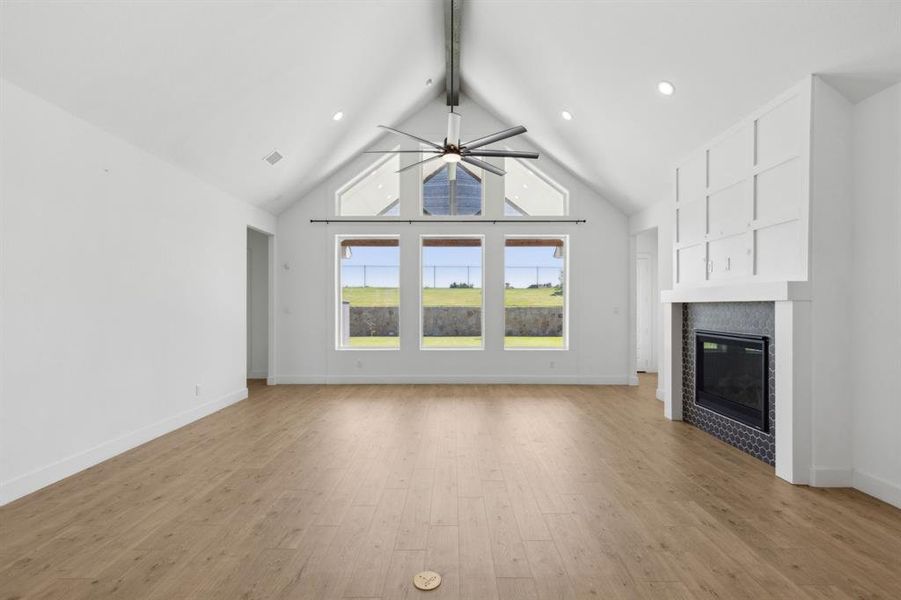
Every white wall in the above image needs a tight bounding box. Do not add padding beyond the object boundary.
[0,79,275,505]
[275,96,630,383]
[849,82,901,506]
[246,228,270,378]
[807,77,855,484]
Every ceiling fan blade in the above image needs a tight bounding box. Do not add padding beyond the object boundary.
[464,149,539,159]
[461,125,527,151]
[362,149,442,154]
[397,154,444,174]
[378,125,444,151]
[462,156,506,177]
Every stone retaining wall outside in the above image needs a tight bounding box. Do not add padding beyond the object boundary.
[504,307,563,336]
[347,306,563,337]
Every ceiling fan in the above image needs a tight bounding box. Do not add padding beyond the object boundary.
[362,0,538,180]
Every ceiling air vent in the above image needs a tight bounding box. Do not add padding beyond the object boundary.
[263,150,284,166]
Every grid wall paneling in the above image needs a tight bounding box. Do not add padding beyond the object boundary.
[672,80,811,286]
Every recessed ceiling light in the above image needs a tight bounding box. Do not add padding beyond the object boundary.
[561,110,573,121]
[332,111,344,121]
[522,183,528,189]
[377,183,383,189]
[657,81,675,96]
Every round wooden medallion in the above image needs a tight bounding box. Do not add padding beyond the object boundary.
[412,570,442,591]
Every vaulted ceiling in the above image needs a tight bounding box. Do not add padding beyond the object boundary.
[2,1,900,215]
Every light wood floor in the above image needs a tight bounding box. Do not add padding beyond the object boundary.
[2,375,900,599]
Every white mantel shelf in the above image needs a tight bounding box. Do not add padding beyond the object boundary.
[661,281,811,304]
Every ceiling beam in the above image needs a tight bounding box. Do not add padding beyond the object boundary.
[444,0,461,107]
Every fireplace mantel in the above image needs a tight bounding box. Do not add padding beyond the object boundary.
[661,292,812,486]
[661,281,810,304]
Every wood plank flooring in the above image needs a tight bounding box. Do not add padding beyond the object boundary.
[2,375,901,599]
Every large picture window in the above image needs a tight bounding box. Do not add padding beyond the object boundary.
[504,237,567,349]
[422,159,483,216]
[421,236,484,349]
[337,237,399,349]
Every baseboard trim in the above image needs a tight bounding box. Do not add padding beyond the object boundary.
[853,469,901,509]
[628,375,639,386]
[247,371,268,380]
[656,388,664,402]
[808,466,853,487]
[0,387,248,506]
[273,374,631,385]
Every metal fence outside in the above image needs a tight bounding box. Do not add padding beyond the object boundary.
[340,265,563,289]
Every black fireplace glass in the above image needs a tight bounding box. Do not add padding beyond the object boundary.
[695,330,768,431]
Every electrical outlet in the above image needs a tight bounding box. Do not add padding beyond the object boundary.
[195,384,201,397]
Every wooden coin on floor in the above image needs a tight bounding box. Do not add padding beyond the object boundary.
[413,570,442,590]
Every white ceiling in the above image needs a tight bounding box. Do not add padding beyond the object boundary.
[2,1,900,215]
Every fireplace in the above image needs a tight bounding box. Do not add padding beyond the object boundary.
[695,330,769,432]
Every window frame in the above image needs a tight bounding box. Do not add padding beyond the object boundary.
[419,234,486,351]
[335,234,401,351]
[503,234,570,351]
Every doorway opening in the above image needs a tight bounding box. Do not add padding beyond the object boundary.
[247,227,272,381]
[635,228,659,375]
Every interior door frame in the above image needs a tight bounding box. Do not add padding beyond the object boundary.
[247,226,276,385]
[636,252,654,372]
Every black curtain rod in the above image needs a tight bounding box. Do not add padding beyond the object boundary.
[310,219,586,224]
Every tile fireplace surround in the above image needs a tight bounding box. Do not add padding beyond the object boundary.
[681,302,776,465]
[662,281,812,485]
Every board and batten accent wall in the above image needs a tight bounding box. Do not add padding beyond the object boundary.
[674,79,812,286]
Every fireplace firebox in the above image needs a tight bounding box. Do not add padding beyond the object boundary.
[695,330,769,432]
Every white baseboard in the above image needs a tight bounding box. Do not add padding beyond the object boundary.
[809,467,901,508]
[273,374,631,385]
[853,469,901,509]
[0,387,248,506]
[247,371,268,379]
[656,388,664,401]
[628,375,639,386]
[808,466,853,487]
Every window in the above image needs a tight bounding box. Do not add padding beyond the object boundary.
[504,237,567,349]
[421,236,483,349]
[422,159,483,216]
[337,153,401,216]
[504,158,568,216]
[337,237,399,349]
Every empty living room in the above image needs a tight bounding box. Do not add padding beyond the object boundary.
[2,1,900,598]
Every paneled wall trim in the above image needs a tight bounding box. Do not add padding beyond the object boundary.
[673,78,812,287]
